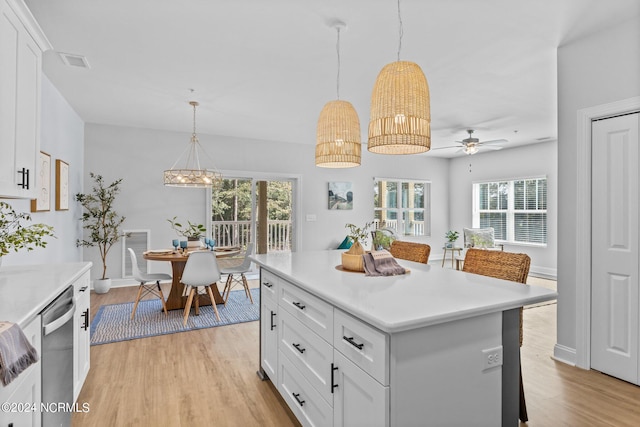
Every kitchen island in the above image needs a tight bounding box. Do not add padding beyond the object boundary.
[251,250,557,427]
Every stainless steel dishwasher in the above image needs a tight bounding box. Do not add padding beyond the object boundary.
[41,285,75,427]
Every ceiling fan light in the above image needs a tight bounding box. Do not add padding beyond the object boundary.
[316,100,362,168]
[464,144,479,155]
[368,61,431,155]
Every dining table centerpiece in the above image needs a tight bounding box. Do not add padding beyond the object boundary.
[167,217,206,248]
[341,221,373,272]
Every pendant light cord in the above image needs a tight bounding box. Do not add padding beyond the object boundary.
[336,26,341,100]
[397,0,403,61]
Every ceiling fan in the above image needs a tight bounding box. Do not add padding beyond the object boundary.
[433,129,508,155]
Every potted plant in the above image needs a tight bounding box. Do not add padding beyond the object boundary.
[445,230,459,248]
[76,173,125,294]
[0,201,55,268]
[167,217,206,247]
[372,229,396,251]
[342,221,373,271]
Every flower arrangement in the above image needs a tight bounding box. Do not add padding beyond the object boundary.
[0,201,55,258]
[167,217,206,239]
[344,221,373,255]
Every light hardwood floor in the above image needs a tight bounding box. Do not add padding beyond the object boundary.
[73,278,640,426]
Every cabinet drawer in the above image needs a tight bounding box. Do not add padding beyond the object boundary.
[278,350,333,427]
[334,309,389,385]
[260,269,279,302]
[73,272,90,298]
[280,280,333,343]
[279,308,334,404]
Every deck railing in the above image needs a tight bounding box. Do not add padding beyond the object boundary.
[212,220,291,252]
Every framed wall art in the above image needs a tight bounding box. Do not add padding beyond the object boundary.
[31,151,51,212]
[328,181,353,210]
[55,159,69,211]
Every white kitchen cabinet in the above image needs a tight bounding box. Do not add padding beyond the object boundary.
[73,270,91,402]
[0,316,42,427]
[0,0,50,199]
[261,272,389,427]
[260,272,279,381]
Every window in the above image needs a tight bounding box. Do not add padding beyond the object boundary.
[473,177,547,245]
[374,178,430,236]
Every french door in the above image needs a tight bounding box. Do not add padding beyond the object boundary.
[208,174,297,255]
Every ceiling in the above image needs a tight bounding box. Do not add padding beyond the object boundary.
[25,0,640,158]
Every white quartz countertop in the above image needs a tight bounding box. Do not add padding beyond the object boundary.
[0,262,92,327]
[250,250,557,333]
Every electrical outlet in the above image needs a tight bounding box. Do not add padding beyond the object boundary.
[306,214,317,222]
[482,346,503,371]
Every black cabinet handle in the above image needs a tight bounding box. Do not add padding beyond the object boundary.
[81,308,89,331]
[343,335,364,350]
[292,392,305,407]
[262,281,272,288]
[17,168,29,189]
[331,363,339,393]
[79,286,88,292]
[270,311,276,330]
[292,301,306,310]
[292,343,305,354]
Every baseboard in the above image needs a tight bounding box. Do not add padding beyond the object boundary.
[552,344,577,366]
[529,265,557,280]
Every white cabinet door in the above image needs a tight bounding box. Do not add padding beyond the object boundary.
[591,113,640,384]
[333,350,389,427]
[261,294,279,381]
[73,272,91,402]
[0,0,43,198]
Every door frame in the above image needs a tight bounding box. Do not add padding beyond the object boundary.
[206,169,302,252]
[574,96,640,369]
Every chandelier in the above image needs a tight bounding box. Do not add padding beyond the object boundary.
[368,0,430,155]
[315,21,361,168]
[163,101,222,188]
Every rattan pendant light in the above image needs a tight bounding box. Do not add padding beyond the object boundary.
[163,101,222,188]
[315,22,361,168]
[368,0,430,155]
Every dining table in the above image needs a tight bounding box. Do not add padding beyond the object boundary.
[143,247,240,311]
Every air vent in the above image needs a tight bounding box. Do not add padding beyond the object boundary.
[58,52,90,68]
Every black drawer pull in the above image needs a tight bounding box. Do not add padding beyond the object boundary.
[293,392,305,407]
[331,363,339,393]
[292,301,306,310]
[343,335,364,350]
[292,343,306,354]
[79,286,88,292]
[270,311,276,330]
[17,168,29,189]
[81,308,90,330]
[262,281,272,288]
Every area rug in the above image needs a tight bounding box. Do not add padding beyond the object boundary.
[90,288,260,345]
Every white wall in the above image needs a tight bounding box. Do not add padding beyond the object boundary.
[83,123,450,279]
[557,16,640,362]
[1,75,84,266]
[448,140,558,278]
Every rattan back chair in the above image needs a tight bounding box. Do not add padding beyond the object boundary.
[389,241,431,264]
[462,248,531,422]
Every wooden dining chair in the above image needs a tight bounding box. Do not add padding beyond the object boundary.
[389,240,431,264]
[128,248,170,320]
[180,251,222,325]
[462,248,531,422]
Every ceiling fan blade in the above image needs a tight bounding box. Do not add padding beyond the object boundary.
[479,145,503,151]
[430,145,462,151]
[479,139,508,145]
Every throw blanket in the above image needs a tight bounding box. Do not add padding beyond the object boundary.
[362,250,407,276]
[0,321,38,386]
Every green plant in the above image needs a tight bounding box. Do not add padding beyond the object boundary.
[0,201,55,257]
[76,173,125,280]
[345,221,373,255]
[167,217,206,239]
[445,230,459,243]
[372,229,395,250]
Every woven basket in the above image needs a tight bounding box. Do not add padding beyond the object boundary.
[341,252,364,272]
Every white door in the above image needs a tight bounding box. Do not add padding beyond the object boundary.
[591,112,640,383]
